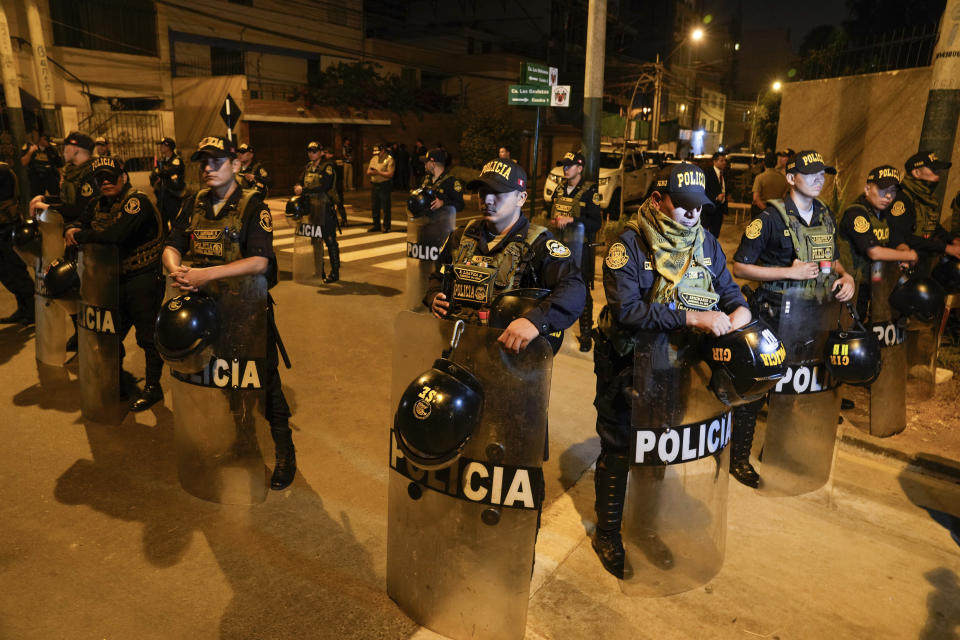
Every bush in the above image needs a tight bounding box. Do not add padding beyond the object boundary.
[457,107,522,170]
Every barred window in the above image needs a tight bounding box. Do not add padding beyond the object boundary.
[50,0,157,57]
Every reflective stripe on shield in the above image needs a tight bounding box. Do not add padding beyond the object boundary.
[621,331,730,597]
[387,311,552,640]
[759,288,842,497]
[170,274,270,505]
[405,207,455,311]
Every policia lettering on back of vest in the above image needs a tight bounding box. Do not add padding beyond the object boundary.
[424,158,586,354]
[730,150,856,488]
[294,141,341,283]
[163,135,296,491]
[63,155,166,412]
[592,163,751,579]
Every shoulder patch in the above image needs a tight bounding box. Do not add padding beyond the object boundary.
[80,182,94,197]
[592,192,601,205]
[745,218,763,239]
[605,242,629,269]
[891,200,905,217]
[123,197,141,215]
[172,158,180,166]
[853,216,870,233]
[259,209,273,232]
[644,261,652,270]
[258,167,267,177]
[325,165,334,175]
[454,180,462,192]
[703,257,712,266]
[546,239,571,258]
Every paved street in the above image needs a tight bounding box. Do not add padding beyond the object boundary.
[0,200,957,640]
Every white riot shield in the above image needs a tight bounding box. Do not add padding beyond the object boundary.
[387,311,553,640]
[621,331,731,597]
[405,208,456,311]
[292,195,327,284]
[170,274,270,504]
[759,288,842,497]
[30,211,73,370]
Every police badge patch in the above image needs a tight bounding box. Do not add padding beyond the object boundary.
[123,197,141,215]
[891,201,905,217]
[853,216,870,233]
[325,165,334,174]
[172,158,180,166]
[454,181,462,192]
[745,218,762,239]
[605,242,629,269]
[546,239,571,258]
[592,192,601,205]
[80,183,94,197]
[259,209,273,232]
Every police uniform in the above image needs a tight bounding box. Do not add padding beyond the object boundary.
[58,158,98,224]
[0,162,35,324]
[167,140,293,487]
[592,164,747,577]
[150,139,186,229]
[73,156,165,409]
[419,168,465,213]
[21,140,62,198]
[891,151,958,272]
[295,144,340,282]
[237,144,272,197]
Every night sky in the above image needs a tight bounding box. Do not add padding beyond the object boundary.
[705,0,848,52]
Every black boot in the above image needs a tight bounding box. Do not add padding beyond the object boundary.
[130,384,163,412]
[270,427,296,490]
[323,244,340,283]
[592,451,629,578]
[730,404,760,488]
[577,294,594,352]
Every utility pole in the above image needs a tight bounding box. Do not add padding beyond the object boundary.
[651,54,662,149]
[917,0,960,228]
[581,0,606,183]
[24,0,57,135]
[0,3,30,209]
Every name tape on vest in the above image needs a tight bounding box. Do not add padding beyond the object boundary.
[632,412,732,466]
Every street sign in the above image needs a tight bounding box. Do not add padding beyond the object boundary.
[551,85,571,107]
[508,84,551,106]
[521,62,550,86]
[220,93,242,128]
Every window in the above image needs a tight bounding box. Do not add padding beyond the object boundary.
[227,0,253,4]
[50,0,157,56]
[211,47,245,76]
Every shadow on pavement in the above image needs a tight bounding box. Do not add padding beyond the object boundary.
[313,280,402,297]
[898,455,960,551]
[13,361,80,414]
[0,323,33,366]
[920,567,960,640]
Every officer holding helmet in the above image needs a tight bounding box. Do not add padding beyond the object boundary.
[592,163,751,578]
[294,141,340,283]
[64,155,165,411]
[236,143,272,197]
[163,135,295,490]
[418,148,464,214]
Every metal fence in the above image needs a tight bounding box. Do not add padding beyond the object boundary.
[798,23,939,81]
[78,111,166,172]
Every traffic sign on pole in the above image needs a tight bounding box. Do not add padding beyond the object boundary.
[508,84,551,106]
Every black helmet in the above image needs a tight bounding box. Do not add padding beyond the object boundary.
[285,194,308,220]
[154,292,219,374]
[42,256,79,299]
[823,329,881,386]
[931,257,960,295]
[489,289,563,354]
[406,186,436,216]
[889,274,946,322]
[394,358,484,470]
[11,218,40,252]
[703,319,787,406]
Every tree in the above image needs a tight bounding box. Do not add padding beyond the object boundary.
[456,107,522,170]
[300,61,441,118]
[753,90,781,153]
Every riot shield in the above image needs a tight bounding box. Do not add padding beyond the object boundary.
[31,210,72,370]
[170,274,270,505]
[621,331,731,597]
[292,195,327,284]
[78,244,126,425]
[387,311,553,640]
[759,288,842,497]
[405,208,456,311]
[849,262,906,437]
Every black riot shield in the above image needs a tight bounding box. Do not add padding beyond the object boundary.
[78,245,127,425]
[28,211,73,371]
[292,195,327,284]
[387,311,553,640]
[850,262,906,437]
[621,331,731,597]
[170,274,270,505]
[405,208,456,311]
[759,288,842,497]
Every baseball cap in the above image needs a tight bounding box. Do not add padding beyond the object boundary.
[190,135,237,161]
[866,165,902,189]
[158,137,176,149]
[651,162,713,211]
[425,148,447,164]
[91,155,124,178]
[556,151,584,167]
[237,143,253,153]
[94,136,107,146]
[306,141,322,152]
[466,158,528,194]
[777,148,795,157]
[905,150,951,172]
[786,150,836,175]
[64,131,94,152]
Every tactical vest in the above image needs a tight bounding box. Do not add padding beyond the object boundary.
[843,202,890,281]
[61,160,94,208]
[902,179,941,239]
[187,188,258,265]
[319,160,341,205]
[449,219,547,308]
[550,179,595,221]
[93,188,164,274]
[761,198,838,295]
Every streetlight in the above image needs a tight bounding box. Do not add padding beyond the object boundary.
[691,27,704,42]
[751,79,783,151]
[771,80,782,92]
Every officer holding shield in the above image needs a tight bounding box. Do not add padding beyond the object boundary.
[64,156,166,411]
[592,163,751,578]
[419,148,464,214]
[163,136,295,490]
[294,141,340,283]
[424,158,585,353]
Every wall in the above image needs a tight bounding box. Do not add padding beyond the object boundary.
[778,66,960,225]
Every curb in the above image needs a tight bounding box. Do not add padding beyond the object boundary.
[838,429,960,485]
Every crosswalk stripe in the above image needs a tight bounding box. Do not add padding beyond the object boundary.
[340,243,404,262]
[377,257,408,271]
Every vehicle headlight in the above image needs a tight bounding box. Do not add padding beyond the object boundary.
[598,177,609,186]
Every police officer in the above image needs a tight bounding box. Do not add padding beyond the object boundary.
[236,143,272,197]
[424,158,585,352]
[294,141,340,283]
[323,145,348,229]
[163,135,295,490]
[592,163,751,578]
[64,156,165,411]
[0,161,35,324]
[150,137,186,230]
[20,133,62,198]
[839,165,920,318]
[730,150,855,487]
[93,137,111,158]
[54,132,98,224]
[891,151,960,268]
[419,148,465,214]
[545,151,602,351]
